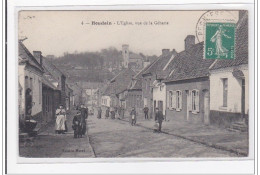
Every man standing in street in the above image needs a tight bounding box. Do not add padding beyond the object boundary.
[143,106,149,120]
[155,107,164,133]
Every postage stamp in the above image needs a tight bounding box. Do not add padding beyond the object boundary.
[204,23,236,59]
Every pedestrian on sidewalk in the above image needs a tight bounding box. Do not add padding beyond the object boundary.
[72,111,83,138]
[143,106,149,120]
[55,104,66,134]
[80,104,87,135]
[97,107,102,119]
[105,107,110,119]
[155,107,164,133]
[130,107,137,126]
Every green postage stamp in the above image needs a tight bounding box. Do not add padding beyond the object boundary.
[205,23,236,59]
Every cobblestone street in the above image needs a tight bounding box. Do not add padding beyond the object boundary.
[87,114,238,158]
[20,108,242,158]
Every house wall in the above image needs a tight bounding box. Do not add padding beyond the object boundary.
[142,75,156,118]
[101,96,111,107]
[165,78,210,124]
[209,65,249,127]
[19,64,43,122]
[18,65,26,120]
[153,83,166,115]
[42,86,56,123]
[127,90,142,114]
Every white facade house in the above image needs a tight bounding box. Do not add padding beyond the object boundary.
[18,41,44,121]
[101,95,111,107]
[152,80,167,115]
[210,65,249,115]
[208,11,249,127]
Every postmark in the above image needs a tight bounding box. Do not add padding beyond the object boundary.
[196,11,238,59]
[196,11,238,42]
[205,23,235,59]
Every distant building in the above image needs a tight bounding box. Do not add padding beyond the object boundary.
[141,49,176,118]
[122,44,144,72]
[102,68,136,108]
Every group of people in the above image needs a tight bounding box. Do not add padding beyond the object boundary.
[55,103,165,137]
[97,106,125,120]
[55,104,88,138]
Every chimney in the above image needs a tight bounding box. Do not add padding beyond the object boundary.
[162,49,170,56]
[172,49,178,56]
[184,35,195,50]
[33,51,42,65]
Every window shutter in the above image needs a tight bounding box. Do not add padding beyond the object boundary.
[179,91,182,110]
[195,90,200,112]
[189,90,192,111]
[166,91,169,108]
[172,91,176,109]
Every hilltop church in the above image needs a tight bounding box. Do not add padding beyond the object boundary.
[122,44,148,72]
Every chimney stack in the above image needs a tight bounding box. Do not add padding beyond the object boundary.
[184,35,195,50]
[172,49,177,56]
[33,51,42,65]
[162,49,170,56]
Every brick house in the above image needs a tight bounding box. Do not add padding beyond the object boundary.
[164,36,215,124]
[141,49,176,118]
[42,58,67,109]
[209,11,248,128]
[102,68,136,109]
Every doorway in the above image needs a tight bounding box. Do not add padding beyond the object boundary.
[203,90,210,125]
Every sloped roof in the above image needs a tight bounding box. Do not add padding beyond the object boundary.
[142,51,174,76]
[42,75,58,90]
[103,68,136,95]
[127,58,158,91]
[164,42,215,82]
[210,12,248,70]
[18,41,44,72]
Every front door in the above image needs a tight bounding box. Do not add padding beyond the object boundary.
[158,101,163,112]
[241,79,245,119]
[203,90,210,125]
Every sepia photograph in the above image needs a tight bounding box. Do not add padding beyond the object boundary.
[17,10,249,159]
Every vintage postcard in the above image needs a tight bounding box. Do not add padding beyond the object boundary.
[17,10,250,159]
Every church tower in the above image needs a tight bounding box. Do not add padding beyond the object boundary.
[122,44,129,68]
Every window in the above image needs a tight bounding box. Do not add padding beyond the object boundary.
[222,78,228,107]
[168,91,173,108]
[168,90,182,111]
[191,90,199,113]
[39,80,41,104]
[176,90,182,111]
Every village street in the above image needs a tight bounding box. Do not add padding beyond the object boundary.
[20,108,239,158]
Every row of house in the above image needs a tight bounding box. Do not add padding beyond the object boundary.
[101,11,248,128]
[18,40,84,129]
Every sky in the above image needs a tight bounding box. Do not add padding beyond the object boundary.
[18,10,238,57]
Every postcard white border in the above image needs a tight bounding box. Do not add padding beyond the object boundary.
[6,1,255,174]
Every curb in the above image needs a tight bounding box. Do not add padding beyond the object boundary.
[86,120,97,158]
[118,118,247,157]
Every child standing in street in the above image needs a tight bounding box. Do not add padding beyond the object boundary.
[130,107,137,126]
